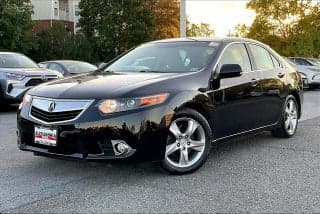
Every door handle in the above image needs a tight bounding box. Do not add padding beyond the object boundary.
[278,72,285,78]
[251,78,259,87]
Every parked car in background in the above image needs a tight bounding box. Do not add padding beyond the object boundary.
[307,58,320,66]
[0,52,62,105]
[288,57,320,89]
[39,60,97,76]
[282,57,308,89]
[18,38,303,174]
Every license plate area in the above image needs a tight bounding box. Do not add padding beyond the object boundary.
[34,126,58,147]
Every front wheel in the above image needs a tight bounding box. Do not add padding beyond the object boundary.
[161,108,212,174]
[272,95,299,138]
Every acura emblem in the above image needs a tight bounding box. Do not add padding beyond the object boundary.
[41,75,48,81]
[48,101,56,112]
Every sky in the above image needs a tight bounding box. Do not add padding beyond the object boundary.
[186,0,256,37]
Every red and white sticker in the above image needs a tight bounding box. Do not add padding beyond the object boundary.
[34,126,57,146]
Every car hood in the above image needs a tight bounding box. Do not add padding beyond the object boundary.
[28,72,184,99]
[0,67,60,76]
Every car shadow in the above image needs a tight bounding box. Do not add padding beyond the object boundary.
[23,131,275,179]
[0,104,19,113]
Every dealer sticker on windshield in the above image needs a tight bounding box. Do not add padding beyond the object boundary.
[34,126,57,146]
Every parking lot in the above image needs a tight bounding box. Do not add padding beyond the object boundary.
[0,90,320,213]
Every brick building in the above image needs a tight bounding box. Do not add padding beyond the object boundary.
[31,0,80,33]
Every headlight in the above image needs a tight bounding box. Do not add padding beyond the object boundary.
[5,72,26,81]
[313,74,320,80]
[19,94,32,109]
[98,93,169,114]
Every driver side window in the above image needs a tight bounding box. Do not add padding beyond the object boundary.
[218,43,252,73]
[49,63,65,74]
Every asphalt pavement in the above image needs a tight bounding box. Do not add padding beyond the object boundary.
[0,90,320,213]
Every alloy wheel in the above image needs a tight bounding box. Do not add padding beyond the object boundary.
[165,117,206,168]
[284,99,298,135]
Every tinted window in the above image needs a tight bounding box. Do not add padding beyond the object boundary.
[59,61,97,74]
[49,63,65,73]
[249,44,274,70]
[0,54,38,68]
[218,43,251,72]
[294,58,312,66]
[106,42,220,73]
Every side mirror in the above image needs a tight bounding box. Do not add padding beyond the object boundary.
[219,64,242,79]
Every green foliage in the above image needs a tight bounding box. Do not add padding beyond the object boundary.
[187,21,214,37]
[31,23,96,63]
[79,0,156,62]
[0,0,38,53]
[235,0,320,57]
[151,0,180,39]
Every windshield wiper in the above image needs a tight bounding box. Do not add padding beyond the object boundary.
[138,70,168,73]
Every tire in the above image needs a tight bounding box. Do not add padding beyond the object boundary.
[0,84,5,107]
[309,85,316,90]
[161,108,213,174]
[271,95,299,138]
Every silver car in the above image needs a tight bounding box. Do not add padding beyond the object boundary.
[289,57,320,89]
[0,52,62,105]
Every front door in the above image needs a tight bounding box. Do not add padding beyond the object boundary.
[208,43,262,139]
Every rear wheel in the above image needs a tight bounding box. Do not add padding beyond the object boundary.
[161,108,212,174]
[0,84,5,108]
[272,95,298,138]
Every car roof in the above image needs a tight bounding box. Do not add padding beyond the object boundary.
[40,60,94,64]
[0,52,23,55]
[148,37,264,45]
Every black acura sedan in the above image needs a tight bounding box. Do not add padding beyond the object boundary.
[17,38,303,174]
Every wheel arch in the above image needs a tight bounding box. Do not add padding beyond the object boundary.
[178,101,213,131]
[289,90,302,119]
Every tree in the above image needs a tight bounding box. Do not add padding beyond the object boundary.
[235,0,320,57]
[0,0,37,53]
[79,0,156,62]
[187,21,214,37]
[149,0,180,39]
[32,23,96,62]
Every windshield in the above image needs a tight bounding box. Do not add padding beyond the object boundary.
[0,54,38,68]
[60,61,97,74]
[105,42,220,73]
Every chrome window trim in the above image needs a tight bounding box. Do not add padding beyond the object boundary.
[213,41,254,74]
[29,96,94,125]
[213,41,284,74]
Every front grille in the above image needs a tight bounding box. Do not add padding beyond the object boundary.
[26,78,56,87]
[31,106,82,123]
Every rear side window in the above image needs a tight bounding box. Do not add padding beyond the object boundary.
[218,43,252,72]
[294,58,312,66]
[249,44,274,70]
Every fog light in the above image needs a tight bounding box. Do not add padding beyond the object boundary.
[116,143,129,154]
[111,140,132,156]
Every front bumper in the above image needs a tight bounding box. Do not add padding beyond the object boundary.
[1,76,58,103]
[305,74,320,86]
[17,104,174,162]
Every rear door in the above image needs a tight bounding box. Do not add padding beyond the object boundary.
[209,43,262,139]
[248,44,285,126]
